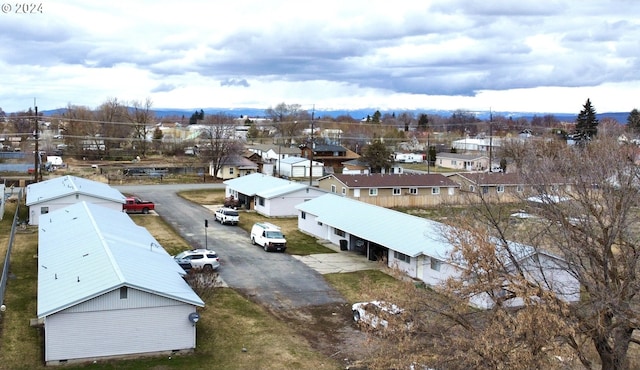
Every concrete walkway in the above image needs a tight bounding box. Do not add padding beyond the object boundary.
[292,241,383,274]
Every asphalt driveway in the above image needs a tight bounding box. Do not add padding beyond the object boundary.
[115,184,348,310]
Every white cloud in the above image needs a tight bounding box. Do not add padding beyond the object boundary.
[0,0,639,115]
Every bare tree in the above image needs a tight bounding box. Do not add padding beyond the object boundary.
[264,102,308,145]
[95,97,130,155]
[61,104,101,156]
[128,98,155,158]
[359,132,640,370]
[200,113,243,178]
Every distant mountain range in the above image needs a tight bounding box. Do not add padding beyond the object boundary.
[40,107,630,123]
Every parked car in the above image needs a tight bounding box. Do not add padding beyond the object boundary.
[173,249,221,272]
[215,207,239,225]
[352,300,407,329]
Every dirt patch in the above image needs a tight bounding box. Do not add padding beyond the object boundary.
[270,303,382,369]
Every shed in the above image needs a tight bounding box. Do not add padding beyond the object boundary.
[37,201,204,365]
[275,156,324,179]
[25,175,126,225]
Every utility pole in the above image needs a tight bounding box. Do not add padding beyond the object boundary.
[33,101,39,183]
[489,108,493,172]
[309,105,314,187]
[427,132,430,174]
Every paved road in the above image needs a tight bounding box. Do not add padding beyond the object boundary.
[115,184,346,310]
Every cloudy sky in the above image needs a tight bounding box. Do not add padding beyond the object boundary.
[1,0,639,114]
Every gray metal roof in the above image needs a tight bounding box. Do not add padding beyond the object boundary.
[295,193,452,258]
[37,201,204,318]
[224,173,309,199]
[26,175,126,206]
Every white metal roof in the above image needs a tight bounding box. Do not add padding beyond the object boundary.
[26,175,126,206]
[295,193,452,258]
[224,173,309,199]
[37,202,204,318]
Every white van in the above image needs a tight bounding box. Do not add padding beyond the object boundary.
[250,222,287,252]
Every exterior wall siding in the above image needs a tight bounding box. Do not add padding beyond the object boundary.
[45,303,197,363]
[64,288,184,313]
[29,194,123,225]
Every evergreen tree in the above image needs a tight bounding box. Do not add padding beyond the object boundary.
[428,145,437,166]
[372,110,381,123]
[417,113,429,131]
[361,140,392,173]
[574,99,599,140]
[627,108,640,135]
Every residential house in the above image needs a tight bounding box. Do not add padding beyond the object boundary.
[223,173,326,216]
[436,152,489,171]
[341,159,370,175]
[317,173,460,208]
[448,172,526,203]
[299,143,360,173]
[211,154,259,180]
[25,175,126,225]
[246,143,301,162]
[37,202,204,365]
[295,193,580,309]
[275,156,324,179]
[451,137,501,152]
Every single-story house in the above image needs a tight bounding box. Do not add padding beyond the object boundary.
[223,173,327,217]
[448,172,526,203]
[275,156,324,179]
[317,173,460,208]
[25,175,126,225]
[295,193,580,309]
[211,154,259,180]
[451,137,502,152]
[436,153,489,171]
[245,143,301,162]
[37,201,204,366]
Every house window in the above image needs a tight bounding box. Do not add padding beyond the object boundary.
[40,206,49,215]
[301,211,306,219]
[369,188,378,196]
[229,167,234,175]
[482,186,489,194]
[469,185,475,192]
[331,184,336,193]
[334,228,345,237]
[317,221,323,226]
[430,258,442,271]
[516,185,524,193]
[432,187,440,195]
[120,286,128,299]
[342,187,346,195]
[409,188,418,195]
[452,160,457,166]
[394,251,410,263]
[392,188,401,195]
[497,185,505,193]
[258,197,265,206]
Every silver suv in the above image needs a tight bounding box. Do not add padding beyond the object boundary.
[173,249,221,272]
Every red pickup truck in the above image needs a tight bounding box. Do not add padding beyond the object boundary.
[123,197,155,214]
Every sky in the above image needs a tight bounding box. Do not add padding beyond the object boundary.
[1,0,639,115]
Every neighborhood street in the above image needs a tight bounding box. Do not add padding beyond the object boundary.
[114,184,347,310]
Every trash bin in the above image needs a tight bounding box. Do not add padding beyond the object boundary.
[339,239,348,251]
